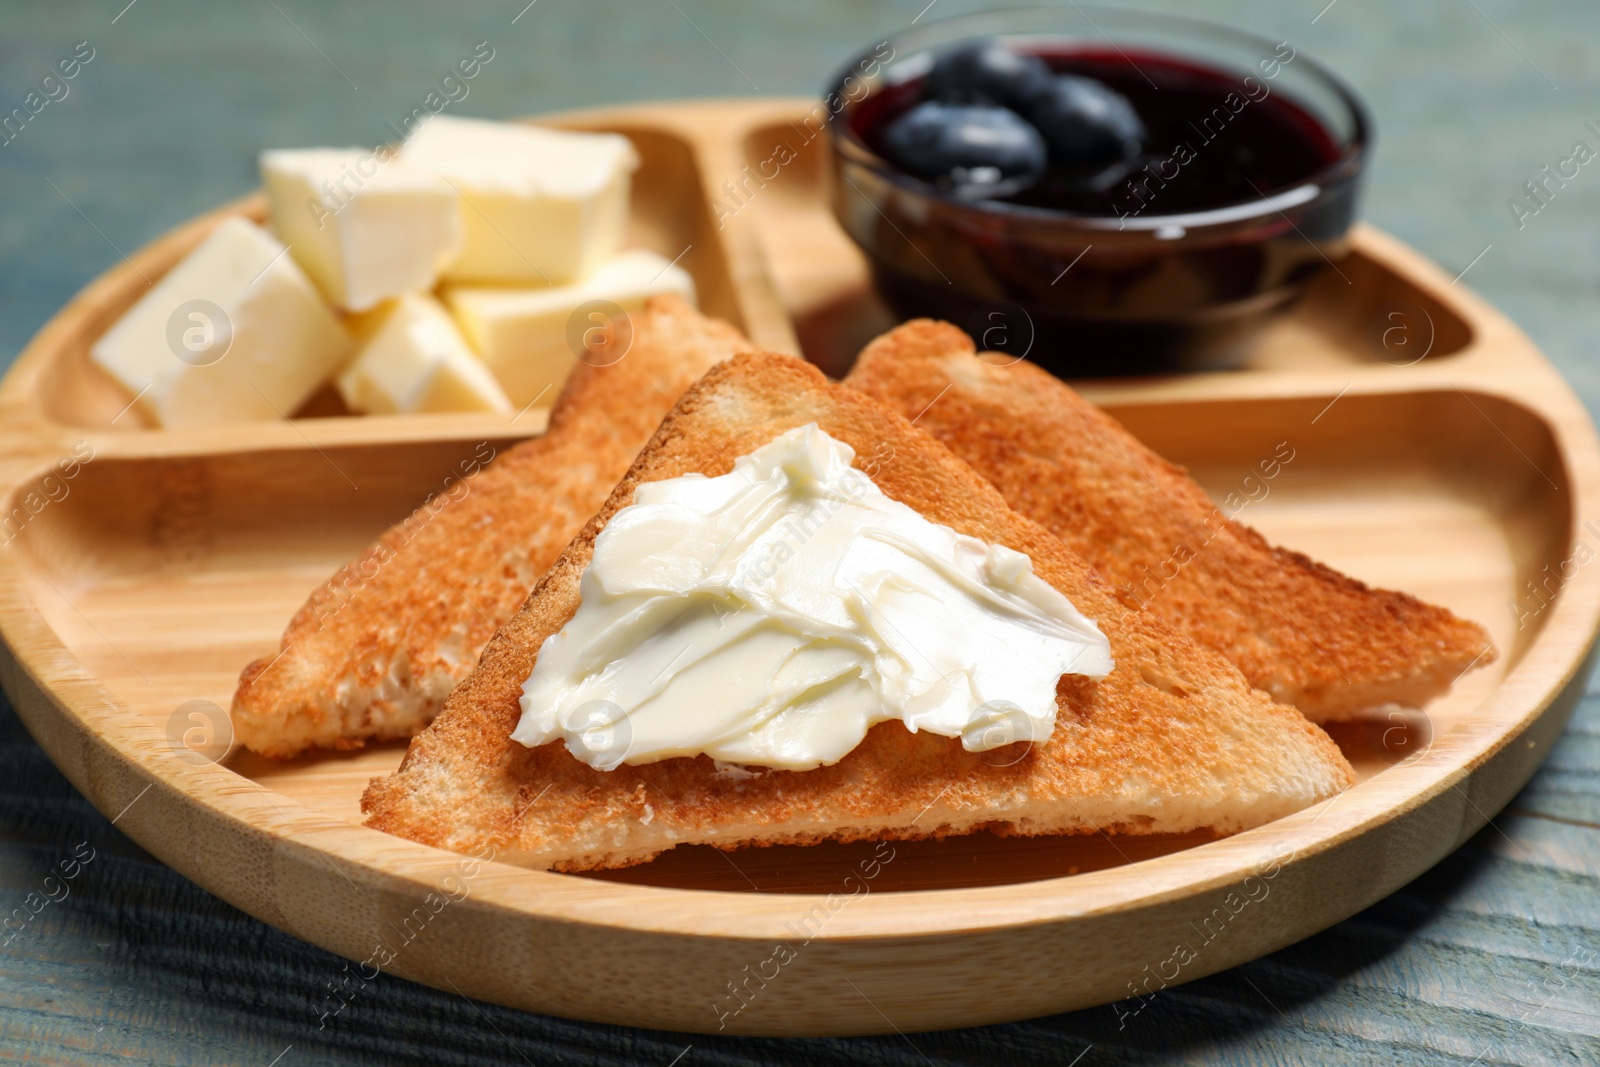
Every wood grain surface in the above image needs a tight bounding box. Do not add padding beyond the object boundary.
[2,0,1598,1063]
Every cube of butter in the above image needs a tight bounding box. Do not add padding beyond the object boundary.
[90,217,351,428]
[261,147,462,311]
[443,248,695,408]
[337,294,511,416]
[397,116,638,285]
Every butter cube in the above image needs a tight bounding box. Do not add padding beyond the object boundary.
[443,249,695,408]
[90,217,351,428]
[261,147,462,311]
[397,116,637,284]
[337,294,511,415]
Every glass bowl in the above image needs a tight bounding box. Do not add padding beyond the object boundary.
[824,6,1371,375]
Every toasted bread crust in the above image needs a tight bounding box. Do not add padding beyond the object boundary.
[843,320,1497,720]
[362,352,1354,870]
[232,297,749,757]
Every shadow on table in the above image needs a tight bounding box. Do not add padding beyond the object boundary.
[0,695,1501,1067]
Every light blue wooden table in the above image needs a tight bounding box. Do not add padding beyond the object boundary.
[1,1,1596,1063]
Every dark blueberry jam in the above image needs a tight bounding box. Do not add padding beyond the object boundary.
[831,43,1365,375]
[857,48,1341,216]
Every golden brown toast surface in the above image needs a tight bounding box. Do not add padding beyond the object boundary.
[232,296,750,757]
[844,321,1496,720]
[362,352,1354,871]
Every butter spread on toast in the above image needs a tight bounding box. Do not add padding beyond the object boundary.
[514,423,1112,770]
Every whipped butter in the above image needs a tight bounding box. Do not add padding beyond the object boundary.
[512,424,1113,770]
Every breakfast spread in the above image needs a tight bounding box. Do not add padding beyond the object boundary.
[9,5,1585,1035]
[92,116,676,426]
[514,423,1112,770]
[184,26,1482,873]
[90,216,351,427]
[359,353,1356,871]
[219,74,1490,868]
[231,296,746,758]
[845,320,1497,720]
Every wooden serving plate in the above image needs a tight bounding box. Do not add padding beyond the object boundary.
[2,99,1597,1037]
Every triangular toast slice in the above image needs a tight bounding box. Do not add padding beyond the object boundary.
[233,296,750,757]
[844,321,1496,721]
[361,352,1354,871]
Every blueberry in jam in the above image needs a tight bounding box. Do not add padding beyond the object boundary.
[857,39,1339,217]
[924,41,1053,111]
[1027,74,1146,168]
[881,101,1048,195]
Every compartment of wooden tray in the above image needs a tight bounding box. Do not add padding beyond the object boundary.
[1,99,1596,1036]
